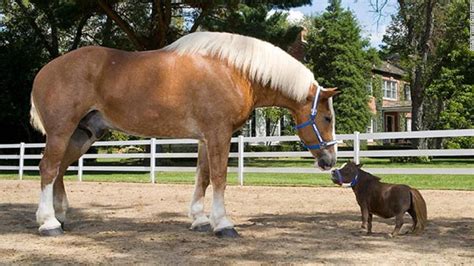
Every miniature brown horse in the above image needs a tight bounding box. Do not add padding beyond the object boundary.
[30,32,339,237]
[331,162,427,237]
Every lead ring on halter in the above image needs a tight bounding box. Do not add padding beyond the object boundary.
[294,83,337,150]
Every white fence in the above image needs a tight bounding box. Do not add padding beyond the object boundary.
[0,129,473,185]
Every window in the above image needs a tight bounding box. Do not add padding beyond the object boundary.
[404,84,411,101]
[382,80,397,100]
[366,81,373,95]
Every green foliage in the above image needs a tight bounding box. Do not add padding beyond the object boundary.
[371,75,384,133]
[0,3,48,143]
[381,0,472,147]
[423,0,473,148]
[305,0,372,134]
[390,156,431,163]
[0,0,311,143]
[201,4,302,49]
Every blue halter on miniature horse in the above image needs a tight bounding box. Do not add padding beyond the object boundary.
[294,84,338,150]
[334,168,359,188]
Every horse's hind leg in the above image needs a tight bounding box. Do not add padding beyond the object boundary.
[53,114,108,228]
[36,130,76,236]
[389,213,404,238]
[37,111,108,236]
[189,141,211,232]
[408,208,418,233]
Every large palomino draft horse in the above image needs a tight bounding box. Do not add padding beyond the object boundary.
[30,32,339,237]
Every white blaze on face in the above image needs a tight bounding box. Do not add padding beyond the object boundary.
[328,97,337,155]
[339,162,347,170]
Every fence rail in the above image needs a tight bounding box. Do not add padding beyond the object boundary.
[0,129,472,184]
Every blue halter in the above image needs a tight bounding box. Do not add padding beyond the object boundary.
[335,168,358,188]
[294,84,337,150]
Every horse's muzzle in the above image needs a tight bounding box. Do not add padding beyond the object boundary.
[317,151,336,170]
[330,170,341,185]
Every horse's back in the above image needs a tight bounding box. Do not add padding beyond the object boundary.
[369,182,412,218]
[31,45,252,139]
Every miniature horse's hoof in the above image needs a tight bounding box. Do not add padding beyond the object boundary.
[215,228,239,238]
[39,227,64,237]
[191,223,212,233]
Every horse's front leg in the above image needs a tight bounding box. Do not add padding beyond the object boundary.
[189,140,211,232]
[205,136,238,238]
[360,205,369,230]
[367,213,373,235]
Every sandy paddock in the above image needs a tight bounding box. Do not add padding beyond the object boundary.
[0,180,472,264]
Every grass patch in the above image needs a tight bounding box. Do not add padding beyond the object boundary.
[2,171,472,190]
[83,157,474,169]
[241,157,474,168]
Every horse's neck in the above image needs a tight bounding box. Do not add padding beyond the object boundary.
[252,84,299,111]
[352,171,379,194]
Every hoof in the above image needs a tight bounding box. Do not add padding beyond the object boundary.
[215,228,239,238]
[39,227,64,237]
[191,223,212,233]
[60,222,65,231]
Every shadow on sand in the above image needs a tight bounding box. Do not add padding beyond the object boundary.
[0,203,472,264]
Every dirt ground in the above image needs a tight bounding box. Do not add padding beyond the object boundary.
[0,180,472,264]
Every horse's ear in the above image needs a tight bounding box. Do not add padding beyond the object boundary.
[306,83,318,102]
[357,163,363,169]
[321,87,340,99]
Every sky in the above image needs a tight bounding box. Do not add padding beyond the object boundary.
[287,0,399,49]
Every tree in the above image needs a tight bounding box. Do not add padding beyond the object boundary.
[382,0,472,148]
[201,3,303,49]
[424,0,473,148]
[305,0,373,134]
[0,0,311,143]
[97,0,311,50]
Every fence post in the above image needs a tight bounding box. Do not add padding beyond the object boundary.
[353,131,360,164]
[238,135,244,186]
[78,156,83,182]
[150,138,156,184]
[18,142,25,180]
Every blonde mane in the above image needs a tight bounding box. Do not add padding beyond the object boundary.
[163,32,315,102]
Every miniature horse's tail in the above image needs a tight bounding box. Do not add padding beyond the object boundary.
[410,188,427,233]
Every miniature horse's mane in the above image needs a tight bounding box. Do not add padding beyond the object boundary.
[163,31,315,102]
[360,169,381,181]
[346,162,381,181]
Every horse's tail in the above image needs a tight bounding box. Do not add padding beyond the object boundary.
[30,96,46,135]
[410,188,427,234]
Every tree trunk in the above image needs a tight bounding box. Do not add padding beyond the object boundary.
[406,0,435,149]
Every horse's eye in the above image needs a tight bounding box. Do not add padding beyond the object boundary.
[324,116,332,123]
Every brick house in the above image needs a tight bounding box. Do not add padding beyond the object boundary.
[369,61,412,134]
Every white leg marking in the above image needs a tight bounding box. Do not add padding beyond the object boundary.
[36,183,61,231]
[189,175,210,228]
[209,189,234,231]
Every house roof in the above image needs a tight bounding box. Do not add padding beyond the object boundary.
[372,61,406,77]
